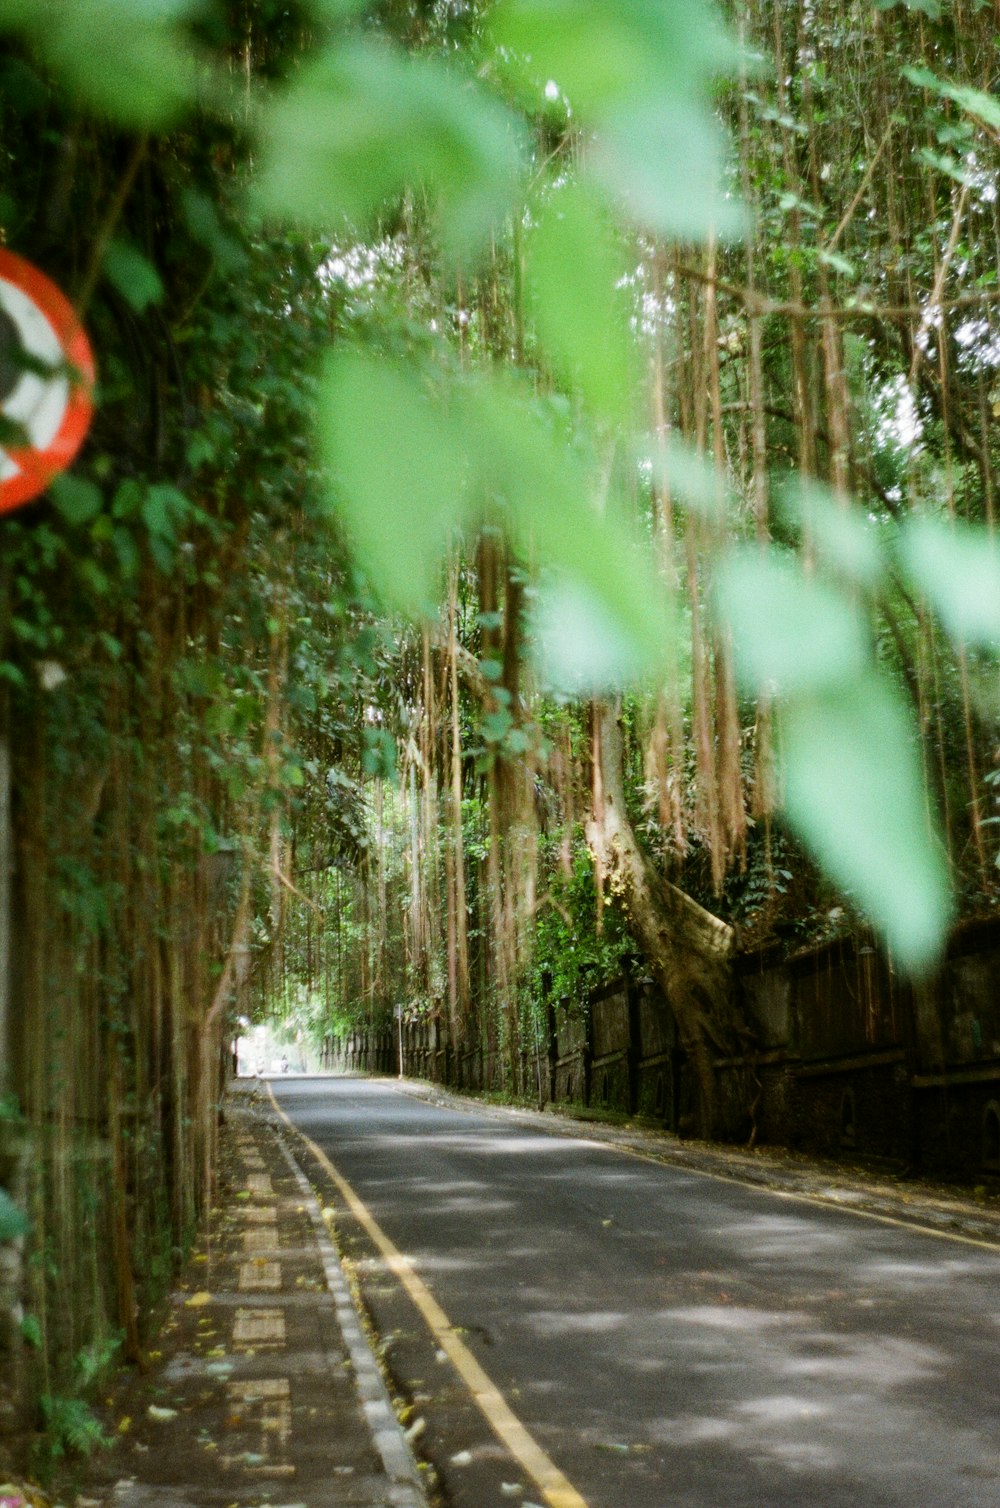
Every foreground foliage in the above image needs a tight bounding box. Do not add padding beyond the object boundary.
[1,0,1000,1461]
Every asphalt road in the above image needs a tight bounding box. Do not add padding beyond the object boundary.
[272,1077,1000,1508]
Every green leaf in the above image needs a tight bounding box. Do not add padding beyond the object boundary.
[525,180,632,425]
[784,479,883,588]
[641,432,729,520]
[321,351,469,615]
[112,526,141,579]
[901,517,1000,646]
[716,548,869,695]
[176,658,224,699]
[481,708,513,743]
[362,726,398,781]
[595,98,745,241]
[49,474,103,527]
[180,188,248,276]
[0,1189,29,1242]
[103,239,164,312]
[324,353,672,686]
[466,373,673,686]
[781,676,950,973]
[20,1313,41,1347]
[490,0,741,240]
[534,576,658,693]
[903,65,1000,133]
[490,0,735,119]
[142,483,189,540]
[817,248,856,279]
[112,479,143,520]
[255,39,524,258]
[25,0,201,128]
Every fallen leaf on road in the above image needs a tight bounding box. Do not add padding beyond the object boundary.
[185,1292,212,1308]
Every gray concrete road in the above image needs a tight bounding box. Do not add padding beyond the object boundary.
[272,1077,1000,1508]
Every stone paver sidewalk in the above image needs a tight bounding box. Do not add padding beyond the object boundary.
[75,1089,426,1508]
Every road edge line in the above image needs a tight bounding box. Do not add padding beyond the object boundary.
[266,1083,590,1508]
[266,1099,429,1508]
[391,1079,1000,1254]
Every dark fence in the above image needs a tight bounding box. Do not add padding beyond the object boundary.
[322,973,690,1129]
[323,919,1000,1177]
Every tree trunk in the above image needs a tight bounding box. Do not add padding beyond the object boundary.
[585,700,751,1139]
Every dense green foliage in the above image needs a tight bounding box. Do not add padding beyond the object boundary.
[2,0,1000,1465]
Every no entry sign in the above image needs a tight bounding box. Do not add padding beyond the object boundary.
[0,249,95,515]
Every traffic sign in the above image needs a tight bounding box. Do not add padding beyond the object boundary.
[0,249,95,515]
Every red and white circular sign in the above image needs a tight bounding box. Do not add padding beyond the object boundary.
[0,249,95,515]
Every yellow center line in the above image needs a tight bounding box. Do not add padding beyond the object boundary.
[267,1084,590,1508]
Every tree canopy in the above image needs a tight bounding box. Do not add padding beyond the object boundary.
[3,0,1000,1461]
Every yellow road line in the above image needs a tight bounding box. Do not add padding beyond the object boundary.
[267,1084,590,1508]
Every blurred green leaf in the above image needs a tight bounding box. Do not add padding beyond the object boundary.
[781,676,950,973]
[465,373,673,685]
[103,239,164,312]
[180,189,248,276]
[595,100,744,241]
[362,725,398,781]
[490,0,739,239]
[525,180,632,426]
[640,432,729,520]
[817,248,856,279]
[112,526,141,579]
[256,39,524,257]
[901,517,1000,646]
[785,479,883,588]
[142,483,189,541]
[879,0,942,18]
[323,352,671,685]
[534,576,659,693]
[321,351,468,614]
[176,658,224,699]
[20,1313,41,1348]
[904,65,1000,130]
[716,548,869,695]
[112,479,144,520]
[490,0,735,117]
[49,474,103,527]
[16,0,202,128]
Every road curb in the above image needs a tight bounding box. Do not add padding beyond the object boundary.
[268,1119,429,1508]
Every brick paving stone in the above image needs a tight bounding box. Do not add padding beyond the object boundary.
[77,1090,427,1508]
